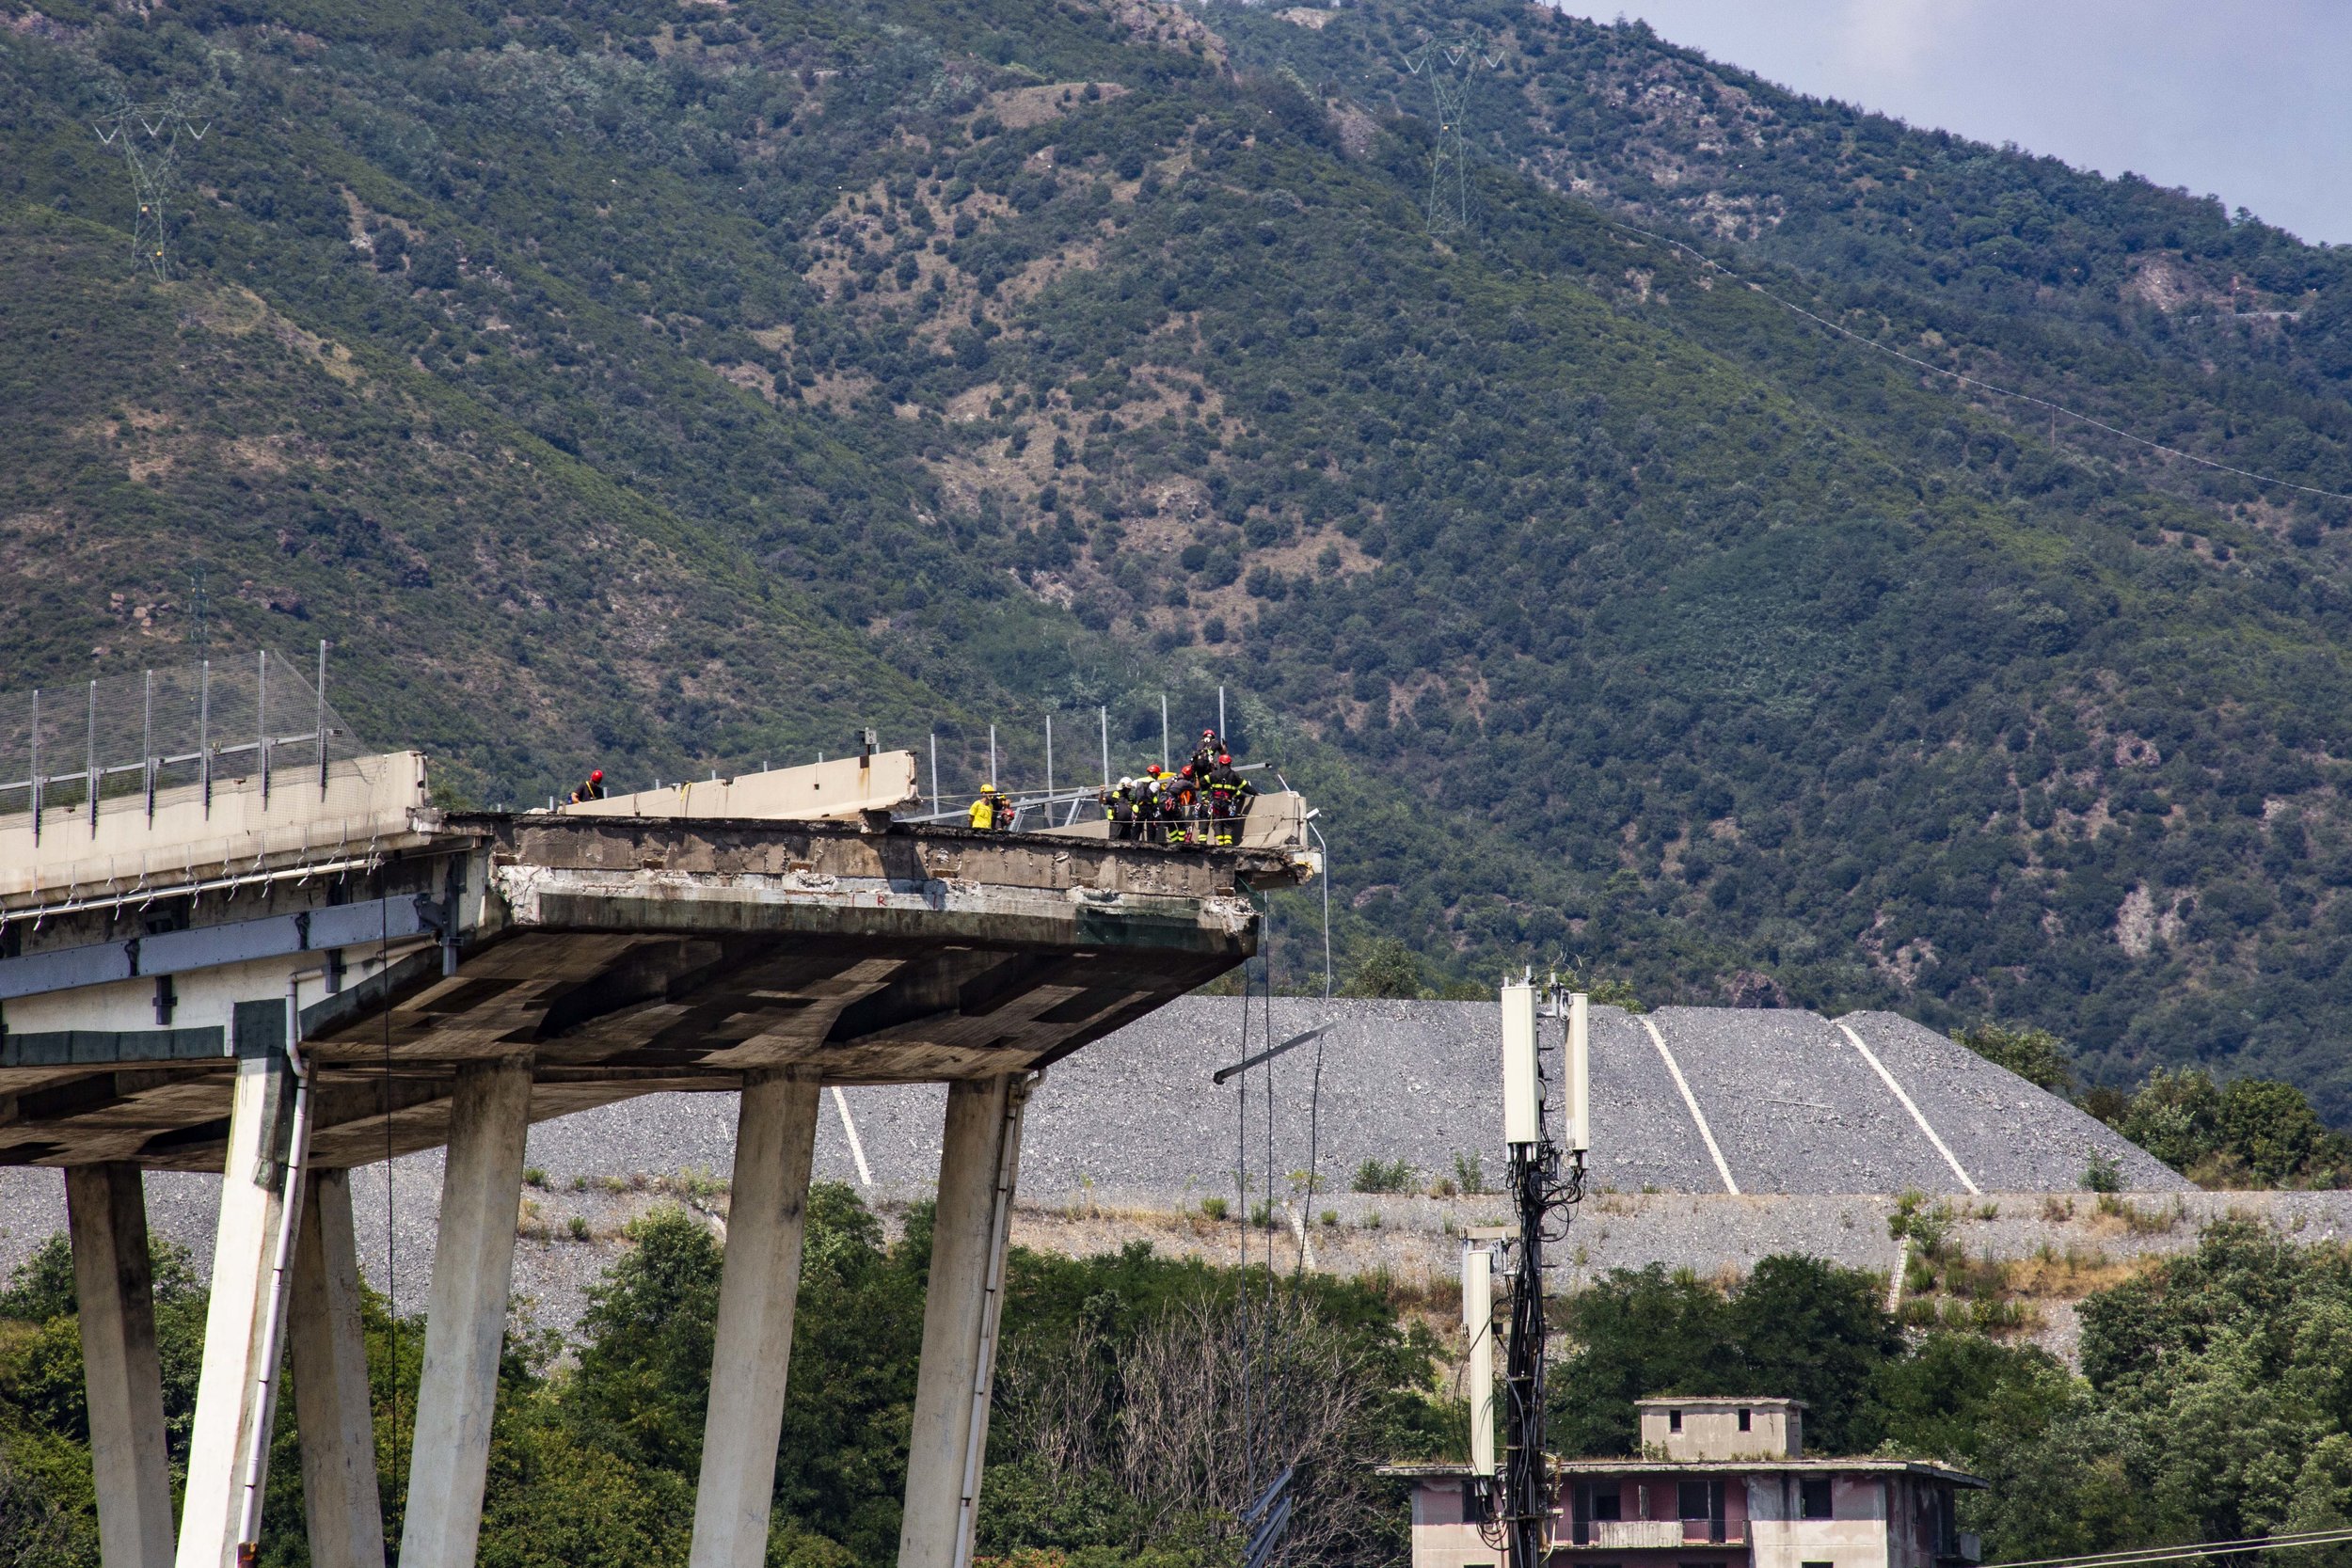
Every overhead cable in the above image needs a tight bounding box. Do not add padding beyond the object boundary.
[1989,1526,2352,1568]
[1598,215,2352,503]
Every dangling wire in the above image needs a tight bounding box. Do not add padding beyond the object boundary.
[1260,942,1277,1469]
[378,879,402,1546]
[1235,956,1254,1496]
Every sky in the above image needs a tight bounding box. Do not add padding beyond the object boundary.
[1552,1,2352,245]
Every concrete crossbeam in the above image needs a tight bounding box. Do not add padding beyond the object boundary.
[399,1057,532,1568]
[66,1164,175,1568]
[689,1070,823,1568]
[176,1044,298,1568]
[290,1168,385,1568]
[898,1074,1026,1568]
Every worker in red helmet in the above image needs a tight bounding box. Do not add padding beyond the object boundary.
[569,768,607,804]
[1207,752,1252,845]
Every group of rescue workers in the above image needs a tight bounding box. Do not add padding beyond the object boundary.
[964,727,1256,846]
[562,732,1254,846]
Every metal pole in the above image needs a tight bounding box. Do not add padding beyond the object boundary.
[1160,694,1168,771]
[86,679,98,831]
[930,733,940,816]
[1099,706,1109,787]
[315,639,328,798]
[989,724,996,789]
[143,670,155,822]
[28,688,40,846]
[1045,714,1054,799]
[199,659,211,817]
[1219,685,1227,742]
[257,649,270,807]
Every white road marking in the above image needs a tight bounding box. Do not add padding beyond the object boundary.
[833,1085,875,1187]
[1640,1016,1740,1195]
[1836,1021,1980,1195]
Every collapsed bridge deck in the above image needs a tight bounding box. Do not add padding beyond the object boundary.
[0,755,1314,1172]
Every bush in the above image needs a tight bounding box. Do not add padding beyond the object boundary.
[1352,1158,1415,1194]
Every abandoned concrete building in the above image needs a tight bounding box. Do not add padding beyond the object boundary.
[1390,1398,1984,1568]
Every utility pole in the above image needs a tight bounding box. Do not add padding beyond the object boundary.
[1486,980,1589,1568]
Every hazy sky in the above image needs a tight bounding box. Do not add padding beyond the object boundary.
[1553,1,2352,245]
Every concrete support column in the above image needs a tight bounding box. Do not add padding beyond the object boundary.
[66,1164,175,1568]
[898,1073,1031,1568]
[688,1070,824,1568]
[398,1056,532,1568]
[290,1169,386,1568]
[178,1041,299,1568]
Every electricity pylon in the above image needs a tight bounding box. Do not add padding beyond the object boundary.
[1404,40,1497,235]
[92,93,211,281]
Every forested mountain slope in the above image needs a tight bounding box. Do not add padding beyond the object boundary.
[7,0,2352,1114]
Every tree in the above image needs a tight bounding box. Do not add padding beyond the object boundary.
[1954,1023,2076,1097]
[1343,939,1424,999]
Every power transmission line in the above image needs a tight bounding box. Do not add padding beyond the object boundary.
[1993,1524,2352,1568]
[91,92,212,281]
[1598,214,2352,504]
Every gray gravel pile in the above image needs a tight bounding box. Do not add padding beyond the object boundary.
[0,999,2190,1328]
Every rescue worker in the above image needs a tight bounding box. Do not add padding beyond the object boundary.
[1139,764,1167,844]
[968,782,1009,832]
[1189,728,1223,781]
[1167,765,1200,846]
[569,768,606,803]
[1208,752,1253,846]
[1104,777,1138,840]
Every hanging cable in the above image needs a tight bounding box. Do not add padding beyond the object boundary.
[1596,214,2352,503]
[1295,824,1332,1279]
[1235,960,1254,1497]
[378,880,401,1549]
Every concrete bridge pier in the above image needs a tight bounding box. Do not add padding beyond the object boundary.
[399,1057,533,1568]
[898,1073,1033,1568]
[178,1036,302,1568]
[66,1164,175,1568]
[689,1069,824,1568]
[291,1169,387,1568]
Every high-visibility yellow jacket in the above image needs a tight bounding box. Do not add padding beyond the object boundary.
[968,796,998,830]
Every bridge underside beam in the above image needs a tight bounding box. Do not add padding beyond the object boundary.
[0,816,1278,1171]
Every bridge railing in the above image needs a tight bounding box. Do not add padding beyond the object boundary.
[0,644,366,837]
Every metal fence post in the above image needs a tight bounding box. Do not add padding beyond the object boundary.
[315,640,329,798]
[86,679,98,831]
[257,649,270,807]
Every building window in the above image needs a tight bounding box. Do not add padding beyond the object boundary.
[1669,1409,1683,1433]
[1803,1560,1835,1568]
[1738,1408,1752,1433]
[1462,1482,1484,1525]
[1593,1487,1623,1523]
[1801,1478,1834,1521]
[1680,1480,1725,1543]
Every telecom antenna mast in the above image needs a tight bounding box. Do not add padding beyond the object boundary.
[1479,978,1590,1568]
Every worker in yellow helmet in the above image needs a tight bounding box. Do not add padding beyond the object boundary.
[968,783,1009,832]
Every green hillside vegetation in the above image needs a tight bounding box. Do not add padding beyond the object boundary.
[8,0,2352,1112]
[1555,1225,2352,1564]
[8,1207,2351,1566]
[0,1192,1449,1568]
